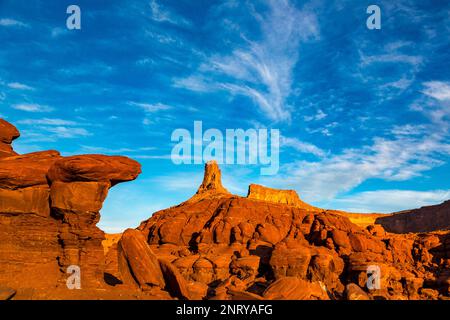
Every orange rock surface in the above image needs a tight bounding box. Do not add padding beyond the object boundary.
[0,119,20,158]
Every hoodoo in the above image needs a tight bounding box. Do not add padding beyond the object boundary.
[186,160,231,203]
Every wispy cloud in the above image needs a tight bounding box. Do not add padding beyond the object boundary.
[7,82,34,90]
[422,81,450,101]
[304,109,327,122]
[412,81,450,128]
[174,0,319,122]
[11,104,53,112]
[0,18,27,27]
[360,52,423,67]
[149,0,191,27]
[333,189,450,213]
[58,62,114,77]
[268,134,450,202]
[80,145,155,154]
[281,136,325,157]
[128,101,172,112]
[38,126,91,139]
[50,27,68,38]
[17,118,78,126]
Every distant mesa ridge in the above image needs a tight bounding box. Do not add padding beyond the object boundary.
[376,200,450,233]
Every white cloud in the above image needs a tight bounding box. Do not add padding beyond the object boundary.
[360,53,423,67]
[149,0,191,27]
[58,62,114,77]
[11,104,53,112]
[390,124,427,136]
[265,135,450,202]
[422,81,450,101]
[17,118,78,126]
[50,27,68,38]
[7,82,34,90]
[173,75,210,92]
[304,109,327,122]
[38,126,91,138]
[174,0,319,122]
[281,136,325,157]
[80,145,155,154]
[128,101,172,112]
[410,81,450,128]
[332,189,450,213]
[0,18,27,27]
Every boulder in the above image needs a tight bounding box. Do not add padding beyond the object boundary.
[118,229,165,288]
[0,119,19,158]
[159,258,191,300]
[47,154,141,185]
[0,287,16,300]
[263,277,329,300]
[345,283,370,300]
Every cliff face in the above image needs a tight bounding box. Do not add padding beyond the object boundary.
[0,119,141,292]
[375,201,450,233]
[247,184,318,210]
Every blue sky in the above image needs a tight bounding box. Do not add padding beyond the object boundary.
[1,0,449,232]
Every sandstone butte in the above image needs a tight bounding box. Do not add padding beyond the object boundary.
[0,118,449,300]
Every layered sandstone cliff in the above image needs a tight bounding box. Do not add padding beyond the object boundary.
[0,119,141,294]
[247,184,318,210]
[375,201,450,233]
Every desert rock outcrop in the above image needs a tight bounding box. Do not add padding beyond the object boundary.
[0,119,141,295]
[0,119,19,158]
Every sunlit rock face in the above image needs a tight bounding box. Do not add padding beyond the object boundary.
[136,161,450,300]
[0,118,141,294]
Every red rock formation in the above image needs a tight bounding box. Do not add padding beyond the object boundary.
[1,118,449,300]
[0,119,19,158]
[375,200,450,233]
[0,119,142,295]
[247,184,318,210]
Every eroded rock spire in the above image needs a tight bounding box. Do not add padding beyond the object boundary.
[196,160,229,195]
[187,161,231,203]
